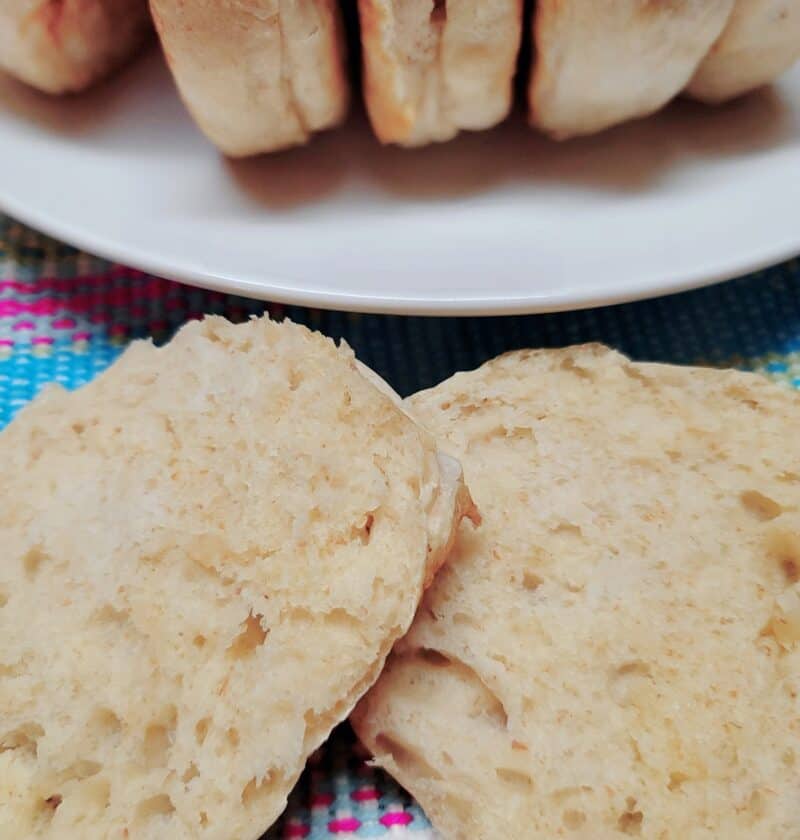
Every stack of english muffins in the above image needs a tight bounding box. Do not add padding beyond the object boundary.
[2,316,799,839]
[1,0,799,154]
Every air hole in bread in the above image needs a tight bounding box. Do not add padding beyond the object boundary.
[668,771,689,791]
[562,809,586,830]
[182,762,199,784]
[552,522,582,537]
[765,531,800,584]
[522,571,543,592]
[442,794,475,825]
[762,595,800,647]
[560,357,594,380]
[193,634,207,648]
[782,558,799,584]
[0,661,23,678]
[82,777,112,812]
[620,365,651,385]
[227,612,268,658]
[740,490,782,521]
[195,717,211,746]
[609,661,652,707]
[452,611,480,629]
[747,789,767,820]
[374,733,443,780]
[94,604,129,625]
[287,367,302,391]
[616,661,651,678]
[353,513,374,546]
[618,810,643,835]
[59,759,102,782]
[472,686,507,729]
[466,676,508,729]
[490,652,512,671]
[90,707,122,740]
[318,607,363,636]
[495,767,534,790]
[241,777,260,806]
[417,648,451,668]
[618,799,643,835]
[144,706,177,769]
[430,0,446,24]
[23,546,49,578]
[144,723,172,769]
[34,793,62,826]
[135,793,175,821]
[1,722,44,755]
[241,773,274,807]
[778,471,800,484]
[724,385,761,411]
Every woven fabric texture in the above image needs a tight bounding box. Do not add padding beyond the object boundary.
[2,214,799,838]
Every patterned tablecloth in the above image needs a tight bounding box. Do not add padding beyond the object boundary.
[2,213,799,838]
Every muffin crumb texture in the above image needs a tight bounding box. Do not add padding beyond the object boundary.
[354,345,800,839]
[0,317,466,840]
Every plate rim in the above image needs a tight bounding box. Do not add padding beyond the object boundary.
[1,53,799,316]
[2,190,799,316]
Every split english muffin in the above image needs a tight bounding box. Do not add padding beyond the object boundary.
[358,0,523,145]
[688,0,800,103]
[353,345,800,839]
[0,0,151,93]
[0,316,474,839]
[529,0,735,138]
[150,0,349,156]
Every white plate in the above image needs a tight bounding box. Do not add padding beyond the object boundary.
[0,49,798,315]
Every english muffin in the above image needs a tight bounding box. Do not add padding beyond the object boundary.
[688,0,800,103]
[354,345,800,839]
[150,0,349,156]
[0,316,473,839]
[0,0,150,93]
[529,0,734,137]
[358,0,522,145]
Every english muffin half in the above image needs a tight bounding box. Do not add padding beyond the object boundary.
[687,0,800,103]
[529,0,734,138]
[359,0,522,145]
[0,316,473,839]
[0,0,150,93]
[354,345,800,839]
[150,0,349,156]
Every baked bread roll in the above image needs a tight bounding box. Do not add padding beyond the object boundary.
[0,316,474,839]
[150,0,349,156]
[358,0,522,145]
[354,345,800,839]
[0,0,151,93]
[529,0,735,138]
[687,0,800,103]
